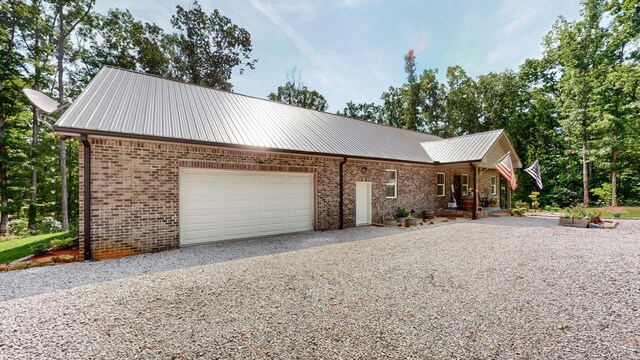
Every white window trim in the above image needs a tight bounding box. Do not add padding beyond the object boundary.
[385,169,397,199]
[462,174,469,196]
[491,176,497,195]
[437,172,445,197]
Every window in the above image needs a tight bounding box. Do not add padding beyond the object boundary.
[437,173,445,197]
[462,174,469,195]
[385,170,397,198]
[491,176,497,195]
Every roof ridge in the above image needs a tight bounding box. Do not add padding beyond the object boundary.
[422,129,504,144]
[101,65,441,141]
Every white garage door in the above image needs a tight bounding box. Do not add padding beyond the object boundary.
[179,168,314,246]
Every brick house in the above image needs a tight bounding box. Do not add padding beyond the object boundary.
[54,67,522,261]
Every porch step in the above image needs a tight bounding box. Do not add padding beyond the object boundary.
[490,212,511,217]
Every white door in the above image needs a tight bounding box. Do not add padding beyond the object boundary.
[179,168,314,246]
[355,182,372,226]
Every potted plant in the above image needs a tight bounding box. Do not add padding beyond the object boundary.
[512,208,526,217]
[489,198,498,207]
[515,200,529,211]
[384,212,398,226]
[607,207,627,219]
[587,209,602,224]
[406,210,418,226]
[396,207,410,223]
[559,205,590,228]
[421,208,435,220]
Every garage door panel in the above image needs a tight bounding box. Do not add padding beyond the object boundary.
[184,214,223,225]
[257,210,288,220]
[223,224,256,238]
[183,228,223,243]
[180,169,313,246]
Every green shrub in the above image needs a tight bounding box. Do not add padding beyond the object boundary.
[590,183,612,206]
[38,216,62,234]
[8,219,29,236]
[587,210,602,223]
[512,208,526,215]
[395,207,410,218]
[30,243,50,256]
[563,205,588,220]
[514,200,529,208]
[51,237,76,250]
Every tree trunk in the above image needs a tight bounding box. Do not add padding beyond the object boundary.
[58,0,69,231]
[0,113,7,236]
[29,109,39,234]
[611,146,618,206]
[0,1,18,236]
[582,141,589,206]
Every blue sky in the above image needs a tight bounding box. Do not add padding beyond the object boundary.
[95,0,582,112]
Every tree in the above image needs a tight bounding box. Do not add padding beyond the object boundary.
[168,1,257,90]
[19,0,56,233]
[403,49,421,130]
[0,0,26,235]
[419,68,447,136]
[543,0,608,206]
[444,65,481,135]
[379,86,405,128]
[593,0,640,206]
[268,69,329,111]
[54,0,94,232]
[337,101,381,122]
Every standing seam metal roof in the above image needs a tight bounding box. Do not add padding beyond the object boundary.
[55,67,513,165]
[419,129,504,163]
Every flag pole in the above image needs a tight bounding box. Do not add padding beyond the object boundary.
[481,151,511,174]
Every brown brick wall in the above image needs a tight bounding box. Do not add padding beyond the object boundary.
[478,169,501,204]
[433,165,475,209]
[79,137,341,260]
[79,136,481,260]
[342,160,438,226]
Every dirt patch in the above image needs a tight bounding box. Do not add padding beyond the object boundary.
[30,247,79,262]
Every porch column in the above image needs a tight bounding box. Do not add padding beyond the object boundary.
[498,175,502,208]
[473,165,479,220]
[507,183,512,209]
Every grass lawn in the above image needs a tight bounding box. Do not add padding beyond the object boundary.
[590,206,640,219]
[0,232,69,265]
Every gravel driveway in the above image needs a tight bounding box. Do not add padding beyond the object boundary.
[1,217,638,359]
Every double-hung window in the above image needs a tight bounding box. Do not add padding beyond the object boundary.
[385,170,397,198]
[437,173,445,197]
[462,174,469,195]
[491,176,497,195]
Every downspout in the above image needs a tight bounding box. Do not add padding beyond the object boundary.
[80,134,92,261]
[472,163,478,220]
[339,157,347,229]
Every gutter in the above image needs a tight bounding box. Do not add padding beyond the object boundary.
[52,126,436,166]
[339,157,347,230]
[80,134,92,261]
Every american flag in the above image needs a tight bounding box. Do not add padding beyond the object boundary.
[524,160,543,189]
[495,153,517,190]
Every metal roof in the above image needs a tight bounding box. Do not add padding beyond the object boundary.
[55,67,443,163]
[420,129,505,163]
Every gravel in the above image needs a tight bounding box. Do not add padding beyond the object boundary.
[0,222,436,301]
[1,217,638,359]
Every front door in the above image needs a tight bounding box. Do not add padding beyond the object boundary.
[355,182,372,226]
[453,175,462,209]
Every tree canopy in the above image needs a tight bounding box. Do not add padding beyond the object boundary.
[268,69,329,112]
[0,0,257,236]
